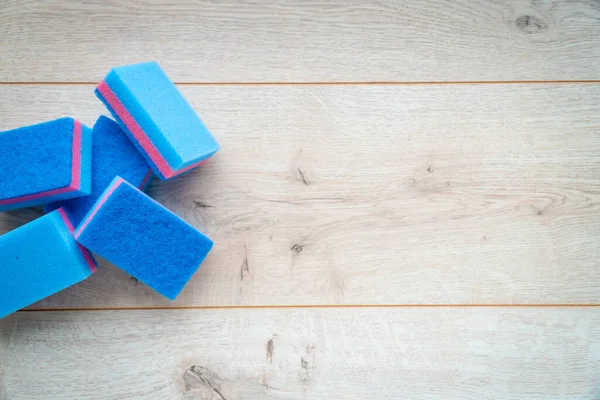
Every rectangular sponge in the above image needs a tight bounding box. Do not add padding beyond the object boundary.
[45,116,153,225]
[95,61,220,180]
[0,208,96,318]
[0,117,92,211]
[75,176,213,300]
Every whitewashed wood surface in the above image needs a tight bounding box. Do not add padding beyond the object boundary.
[1,0,600,82]
[1,307,600,400]
[2,1,600,398]
[1,84,599,308]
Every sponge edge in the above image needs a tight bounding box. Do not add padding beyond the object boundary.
[0,209,95,318]
[57,208,97,273]
[75,176,214,300]
[0,118,93,212]
[43,115,153,225]
[95,61,219,180]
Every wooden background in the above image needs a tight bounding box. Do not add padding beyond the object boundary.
[1,0,600,398]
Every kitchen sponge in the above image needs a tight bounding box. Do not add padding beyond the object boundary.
[75,177,213,300]
[0,209,96,318]
[95,61,219,179]
[0,117,92,211]
[45,116,153,225]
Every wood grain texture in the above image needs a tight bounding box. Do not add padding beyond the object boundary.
[1,308,600,399]
[2,0,600,82]
[1,84,600,307]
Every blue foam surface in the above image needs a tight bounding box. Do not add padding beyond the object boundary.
[45,116,153,225]
[0,117,93,212]
[0,210,94,318]
[75,177,214,300]
[102,61,220,177]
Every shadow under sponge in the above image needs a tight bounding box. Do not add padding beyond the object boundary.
[74,176,213,300]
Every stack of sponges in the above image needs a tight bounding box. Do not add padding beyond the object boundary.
[0,62,219,318]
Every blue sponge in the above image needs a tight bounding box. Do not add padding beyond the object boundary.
[0,117,92,211]
[0,208,96,318]
[75,177,214,300]
[45,116,153,225]
[95,61,220,179]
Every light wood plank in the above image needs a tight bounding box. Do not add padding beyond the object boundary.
[2,0,600,82]
[1,84,600,308]
[1,308,600,399]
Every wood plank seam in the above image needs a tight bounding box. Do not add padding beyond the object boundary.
[2,80,600,85]
[21,304,600,312]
